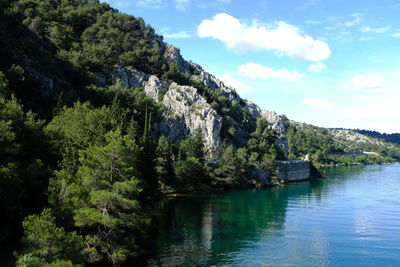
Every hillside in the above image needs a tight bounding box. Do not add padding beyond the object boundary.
[286,122,400,165]
[340,128,400,145]
[1,0,399,266]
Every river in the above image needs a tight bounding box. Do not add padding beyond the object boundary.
[139,165,400,266]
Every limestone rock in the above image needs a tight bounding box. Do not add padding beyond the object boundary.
[163,44,190,74]
[242,100,262,118]
[111,67,149,88]
[144,75,169,102]
[189,62,240,102]
[158,83,222,158]
[261,110,287,137]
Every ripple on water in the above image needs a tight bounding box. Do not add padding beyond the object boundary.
[142,166,400,267]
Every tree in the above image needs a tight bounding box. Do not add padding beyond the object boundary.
[179,128,204,161]
[155,136,174,187]
[16,208,84,266]
[72,130,144,266]
[174,129,207,189]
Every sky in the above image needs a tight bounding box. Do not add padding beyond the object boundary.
[103,0,400,133]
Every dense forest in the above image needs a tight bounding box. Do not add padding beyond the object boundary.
[0,0,282,265]
[1,0,400,266]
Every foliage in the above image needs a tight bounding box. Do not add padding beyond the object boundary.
[71,130,144,265]
[16,208,84,266]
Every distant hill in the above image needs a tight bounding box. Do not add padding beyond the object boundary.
[333,128,400,145]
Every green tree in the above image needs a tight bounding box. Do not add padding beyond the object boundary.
[16,208,84,266]
[72,130,144,266]
[155,136,174,188]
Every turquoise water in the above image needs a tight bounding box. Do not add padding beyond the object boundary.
[141,165,400,266]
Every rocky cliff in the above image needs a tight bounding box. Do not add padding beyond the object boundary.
[109,45,289,158]
[158,83,222,157]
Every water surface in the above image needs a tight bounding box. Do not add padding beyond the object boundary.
[141,165,400,266]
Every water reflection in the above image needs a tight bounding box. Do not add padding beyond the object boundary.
[143,178,330,266]
[140,165,400,267]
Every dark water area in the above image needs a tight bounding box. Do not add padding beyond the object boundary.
[138,165,400,266]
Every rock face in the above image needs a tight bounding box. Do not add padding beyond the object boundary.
[158,83,223,158]
[111,67,149,88]
[110,66,223,158]
[261,110,289,157]
[242,99,262,117]
[189,62,240,102]
[163,44,190,74]
[109,46,291,160]
[144,75,169,102]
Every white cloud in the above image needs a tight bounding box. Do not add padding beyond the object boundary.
[302,98,336,109]
[197,13,331,62]
[237,62,303,81]
[360,26,390,33]
[163,30,191,39]
[218,74,253,94]
[308,63,326,72]
[174,0,190,10]
[392,33,400,38]
[352,74,384,89]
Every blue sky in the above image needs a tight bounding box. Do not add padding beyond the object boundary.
[104,0,400,133]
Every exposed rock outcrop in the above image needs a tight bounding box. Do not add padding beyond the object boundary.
[111,67,149,88]
[189,62,240,102]
[241,100,289,156]
[158,83,223,158]
[109,57,290,160]
[144,75,169,102]
[163,44,190,74]
[261,110,289,157]
[242,99,262,118]
[110,66,223,158]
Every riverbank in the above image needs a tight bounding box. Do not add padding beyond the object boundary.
[320,161,400,167]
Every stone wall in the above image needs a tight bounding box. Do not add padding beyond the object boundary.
[276,160,310,181]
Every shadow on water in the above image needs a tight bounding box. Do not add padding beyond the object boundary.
[135,167,367,267]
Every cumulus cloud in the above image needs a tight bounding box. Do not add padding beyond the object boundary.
[392,33,400,38]
[163,30,191,39]
[218,74,253,94]
[308,63,326,72]
[197,13,331,62]
[237,62,303,81]
[302,98,336,109]
[360,26,390,33]
[352,74,384,89]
